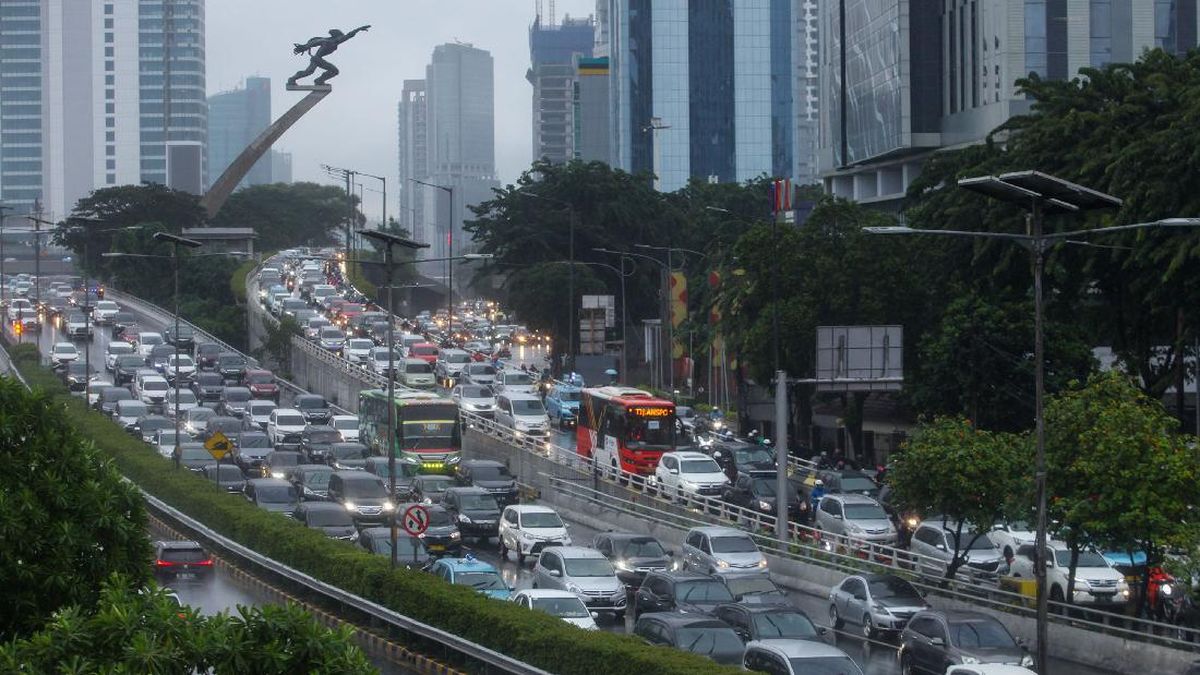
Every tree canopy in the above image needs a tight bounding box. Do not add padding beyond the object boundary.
[211,181,354,251]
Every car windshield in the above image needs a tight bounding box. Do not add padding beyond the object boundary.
[54,345,76,354]
[445,353,470,363]
[677,580,735,603]
[208,465,243,480]
[119,403,148,416]
[118,355,144,368]
[681,459,722,474]
[1056,550,1110,567]
[733,447,775,465]
[405,362,432,374]
[674,627,743,656]
[249,403,275,415]
[625,413,673,447]
[371,536,425,557]
[238,434,270,448]
[320,328,344,339]
[619,538,666,558]
[219,356,246,368]
[785,656,860,675]
[268,453,299,468]
[844,503,888,520]
[950,619,1017,649]
[171,390,197,403]
[467,365,496,375]
[750,479,776,497]
[197,373,221,385]
[521,512,563,528]
[511,399,545,414]
[108,343,133,355]
[256,485,298,503]
[503,372,532,385]
[348,340,373,350]
[333,418,357,430]
[401,420,456,439]
[330,445,365,460]
[564,557,615,577]
[181,447,210,461]
[160,547,208,563]
[225,389,251,402]
[839,476,877,492]
[144,380,168,392]
[470,465,510,481]
[412,345,437,356]
[459,494,499,511]
[296,398,327,410]
[277,414,305,426]
[752,611,819,639]
[726,576,778,596]
[453,570,508,591]
[300,470,332,488]
[418,478,451,493]
[531,596,590,618]
[306,509,352,527]
[557,390,581,402]
[372,350,397,361]
[307,429,340,444]
[461,386,493,398]
[140,335,163,346]
[710,535,758,553]
[188,408,214,421]
[246,372,273,384]
[951,531,997,551]
[169,355,194,366]
[342,479,388,499]
[868,577,922,600]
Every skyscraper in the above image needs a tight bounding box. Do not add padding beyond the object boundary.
[602,0,800,192]
[820,0,1200,205]
[207,77,272,190]
[397,79,429,243]
[0,0,207,219]
[528,15,594,164]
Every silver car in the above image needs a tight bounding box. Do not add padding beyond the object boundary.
[828,573,930,638]
[909,520,1008,582]
[813,493,897,545]
[680,526,769,576]
[531,546,627,616]
[452,383,497,419]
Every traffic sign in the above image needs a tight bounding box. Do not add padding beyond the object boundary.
[402,504,430,536]
[204,431,233,461]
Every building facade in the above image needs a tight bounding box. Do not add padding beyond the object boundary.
[397,79,429,246]
[602,0,801,192]
[820,0,1200,204]
[207,76,271,190]
[574,56,611,163]
[0,0,206,219]
[528,15,594,164]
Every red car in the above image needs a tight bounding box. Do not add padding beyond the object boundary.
[243,368,279,401]
[409,342,439,364]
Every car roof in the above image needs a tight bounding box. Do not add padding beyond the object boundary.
[246,477,292,488]
[601,532,662,543]
[638,612,729,628]
[514,589,582,599]
[648,569,713,582]
[296,501,344,513]
[157,539,204,551]
[746,639,850,659]
[667,451,715,461]
[439,557,499,572]
[545,546,604,559]
[507,504,556,513]
[445,486,490,495]
[719,602,807,615]
[274,407,303,415]
[687,525,745,537]
[912,609,994,622]
[827,493,881,505]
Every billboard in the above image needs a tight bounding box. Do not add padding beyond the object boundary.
[815,325,903,392]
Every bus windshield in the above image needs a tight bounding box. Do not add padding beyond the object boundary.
[624,406,674,448]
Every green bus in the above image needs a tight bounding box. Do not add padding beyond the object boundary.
[359,389,461,474]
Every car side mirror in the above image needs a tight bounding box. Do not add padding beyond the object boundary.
[833,514,843,520]
[665,549,675,557]
[1016,636,1028,648]
[936,543,947,551]
[817,626,829,635]
[668,468,678,475]
[853,593,865,601]
[550,569,562,577]
[590,611,600,619]
[930,637,945,647]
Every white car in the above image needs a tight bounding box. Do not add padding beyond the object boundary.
[164,353,196,381]
[105,341,135,371]
[498,504,571,563]
[50,342,79,365]
[398,358,436,389]
[509,589,598,630]
[248,399,278,430]
[92,300,119,324]
[87,376,113,407]
[990,521,1037,561]
[153,429,181,458]
[368,347,400,377]
[344,338,374,364]
[137,375,170,409]
[136,331,164,358]
[1008,541,1130,607]
[165,388,199,417]
[652,451,730,503]
[267,408,307,447]
[494,369,537,396]
[331,414,360,442]
[6,298,32,321]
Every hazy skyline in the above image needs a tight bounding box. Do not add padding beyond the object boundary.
[206,0,596,221]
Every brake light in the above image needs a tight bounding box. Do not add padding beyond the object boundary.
[155,559,174,567]
[194,559,213,567]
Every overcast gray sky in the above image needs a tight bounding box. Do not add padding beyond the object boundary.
[206,0,596,221]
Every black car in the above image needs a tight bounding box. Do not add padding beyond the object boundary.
[293,394,332,425]
[818,469,881,499]
[632,613,744,666]
[164,324,195,349]
[148,344,176,373]
[408,474,454,504]
[711,603,827,643]
[234,430,271,451]
[195,343,221,370]
[441,487,501,541]
[203,463,246,493]
[364,456,420,498]
[173,442,212,473]
[64,361,91,392]
[633,571,735,619]
[261,450,303,479]
[217,353,248,384]
[395,502,463,556]
[152,540,212,578]
[288,463,334,501]
[112,311,138,339]
[114,354,145,385]
[453,459,518,506]
[592,532,673,591]
[243,477,299,513]
[300,424,341,463]
[192,371,225,403]
[327,442,369,471]
[292,502,356,540]
[708,441,778,476]
[722,472,809,523]
[356,527,429,569]
[898,610,1031,674]
[717,574,790,605]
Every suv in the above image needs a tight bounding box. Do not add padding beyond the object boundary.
[217,353,248,384]
[66,312,92,340]
[267,408,307,448]
[898,610,1033,673]
[293,394,332,425]
[452,459,518,506]
[136,374,170,411]
[498,504,571,563]
[653,451,730,503]
[434,348,471,384]
[495,393,550,439]
[327,471,395,525]
[219,386,252,418]
[632,613,744,666]
[1008,542,1129,606]
[531,546,626,617]
[543,382,581,429]
[299,424,341,463]
[164,324,195,349]
[632,570,735,617]
[152,540,212,578]
[192,371,225,403]
[909,520,1008,582]
[592,532,672,591]
[399,358,436,389]
[441,487,502,542]
[813,493,897,546]
[680,526,769,576]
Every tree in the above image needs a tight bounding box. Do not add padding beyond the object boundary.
[502,262,606,358]
[256,315,301,378]
[211,182,356,252]
[0,578,376,673]
[1044,371,1200,609]
[0,373,151,638]
[887,417,1031,580]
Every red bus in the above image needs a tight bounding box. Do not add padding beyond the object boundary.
[577,386,676,475]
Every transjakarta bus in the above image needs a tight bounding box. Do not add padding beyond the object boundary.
[359,389,461,474]
[577,386,676,476]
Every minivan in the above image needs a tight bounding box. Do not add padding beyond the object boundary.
[327,471,395,524]
[495,393,550,438]
[399,358,436,389]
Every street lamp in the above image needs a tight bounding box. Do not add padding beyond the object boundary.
[359,228,428,571]
[520,191,579,375]
[411,179,455,336]
[866,169,1200,675]
[0,204,12,306]
[595,247,673,390]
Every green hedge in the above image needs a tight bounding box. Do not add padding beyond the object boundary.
[6,348,737,675]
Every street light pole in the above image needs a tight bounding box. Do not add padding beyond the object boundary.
[0,205,10,306]
[411,179,454,337]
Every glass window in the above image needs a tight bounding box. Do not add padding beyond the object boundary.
[521,511,564,528]
[675,580,734,603]
[844,503,887,520]
[752,611,819,639]
[563,556,615,577]
[531,596,590,618]
[950,619,1017,649]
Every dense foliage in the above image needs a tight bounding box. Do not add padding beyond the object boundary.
[0,360,151,638]
[211,181,354,251]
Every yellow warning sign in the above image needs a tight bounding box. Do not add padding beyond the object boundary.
[205,431,233,461]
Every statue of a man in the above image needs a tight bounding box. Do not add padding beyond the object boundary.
[288,25,370,87]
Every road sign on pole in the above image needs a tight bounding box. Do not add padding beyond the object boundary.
[204,431,232,461]
[402,504,430,536]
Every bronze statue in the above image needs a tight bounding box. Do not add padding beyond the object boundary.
[288,25,370,87]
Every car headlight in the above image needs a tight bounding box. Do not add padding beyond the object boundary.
[566,583,582,594]
[382,502,395,512]
[1021,654,1034,668]
[343,502,357,511]
[679,479,697,490]
[757,500,772,511]
[459,514,473,523]
[614,560,631,572]
[450,531,461,540]
[271,471,285,479]
[961,656,981,665]
[717,560,730,569]
[757,559,768,568]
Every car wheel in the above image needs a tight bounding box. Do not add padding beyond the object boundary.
[862,614,876,640]
[829,604,844,629]
[613,610,625,621]
[498,539,508,560]
[900,652,915,675]
[518,551,526,564]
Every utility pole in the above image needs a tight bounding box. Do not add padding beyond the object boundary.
[0,204,11,306]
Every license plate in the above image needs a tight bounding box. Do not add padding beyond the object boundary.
[1094,594,1113,602]
[428,544,445,551]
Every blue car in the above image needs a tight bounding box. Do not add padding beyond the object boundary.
[544,382,582,429]
[428,555,512,600]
